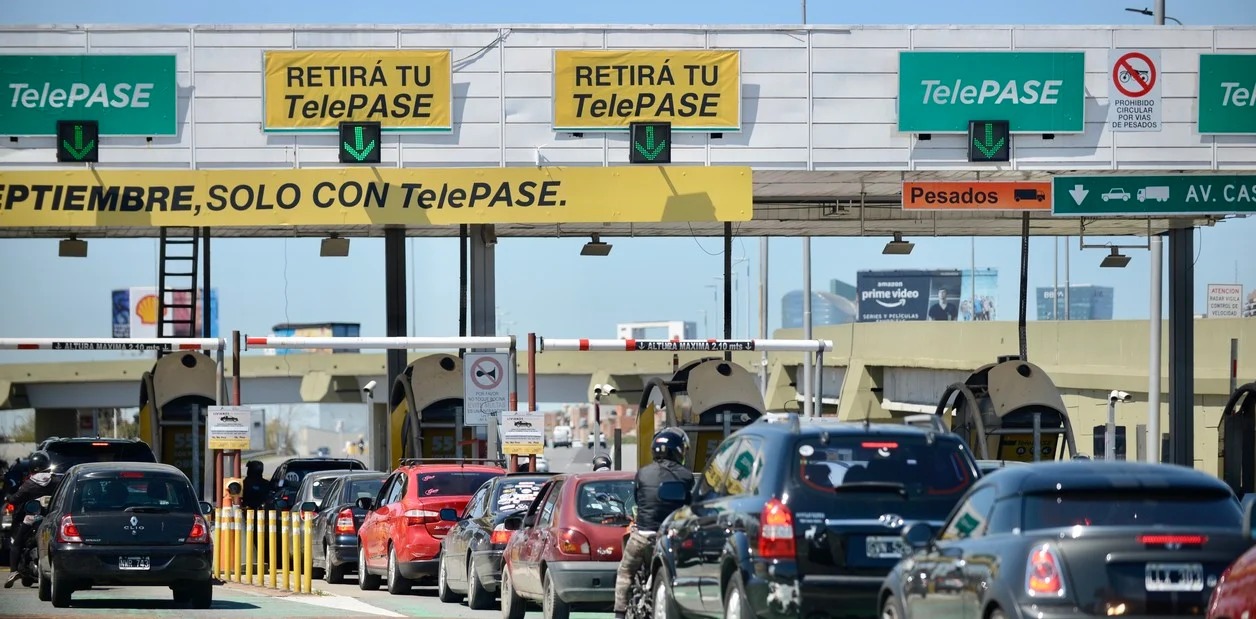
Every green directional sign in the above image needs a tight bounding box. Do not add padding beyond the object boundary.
[0,54,177,136]
[1198,54,1256,134]
[1052,174,1256,217]
[629,121,671,164]
[968,120,1009,162]
[338,121,380,164]
[898,51,1085,133]
[56,120,98,162]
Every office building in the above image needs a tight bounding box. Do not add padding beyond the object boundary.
[781,290,857,328]
[1036,285,1115,320]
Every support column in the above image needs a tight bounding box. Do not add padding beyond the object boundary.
[383,228,407,471]
[469,225,497,337]
[723,222,733,362]
[1167,224,1194,467]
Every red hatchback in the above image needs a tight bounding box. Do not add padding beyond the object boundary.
[500,471,635,619]
[357,463,505,595]
[1207,498,1256,619]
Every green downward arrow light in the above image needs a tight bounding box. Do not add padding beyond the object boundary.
[633,126,668,161]
[61,125,96,161]
[342,125,377,162]
[972,122,1006,159]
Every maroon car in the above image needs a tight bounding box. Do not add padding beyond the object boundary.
[500,471,635,619]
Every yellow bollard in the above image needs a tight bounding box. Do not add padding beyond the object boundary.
[212,507,222,579]
[229,507,240,583]
[245,509,255,585]
[291,512,304,593]
[302,512,314,594]
[257,510,268,586]
[280,511,290,591]
[267,510,278,589]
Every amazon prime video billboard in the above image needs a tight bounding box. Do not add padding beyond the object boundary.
[857,269,997,323]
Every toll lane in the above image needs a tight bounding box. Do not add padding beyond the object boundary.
[312,581,613,619]
[0,581,380,619]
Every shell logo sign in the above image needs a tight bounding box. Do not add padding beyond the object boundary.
[111,287,219,339]
[135,294,159,325]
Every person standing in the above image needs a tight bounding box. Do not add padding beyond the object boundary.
[928,288,959,321]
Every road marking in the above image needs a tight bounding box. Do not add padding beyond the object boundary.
[284,593,406,617]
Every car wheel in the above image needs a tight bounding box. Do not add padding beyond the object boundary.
[190,581,213,610]
[358,546,381,590]
[49,562,71,608]
[465,557,492,610]
[325,545,347,585]
[501,566,526,619]
[881,595,905,619]
[542,570,571,619]
[653,568,680,619]
[437,555,460,602]
[173,587,191,604]
[37,567,50,602]
[386,544,411,595]
[723,577,753,619]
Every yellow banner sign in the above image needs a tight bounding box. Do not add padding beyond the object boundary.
[0,166,751,228]
[553,49,741,132]
[263,49,452,132]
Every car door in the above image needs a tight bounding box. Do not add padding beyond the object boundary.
[313,477,343,565]
[365,474,403,568]
[908,486,996,619]
[447,483,488,589]
[671,436,737,614]
[507,480,550,596]
[697,436,759,613]
[519,480,563,596]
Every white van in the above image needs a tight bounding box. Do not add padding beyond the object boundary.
[552,425,573,448]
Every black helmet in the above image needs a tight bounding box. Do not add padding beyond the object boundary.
[28,451,50,473]
[651,428,689,464]
[591,455,613,471]
[246,460,264,473]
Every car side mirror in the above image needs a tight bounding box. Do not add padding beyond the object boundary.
[503,513,525,531]
[199,501,214,516]
[902,522,934,550]
[356,497,374,511]
[23,500,42,515]
[657,480,690,504]
[439,508,459,522]
[300,501,318,513]
[1242,494,1256,542]
[522,513,537,529]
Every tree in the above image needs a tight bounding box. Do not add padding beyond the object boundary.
[267,409,296,456]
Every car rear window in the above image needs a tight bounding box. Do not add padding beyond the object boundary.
[576,479,635,525]
[305,476,339,501]
[1022,490,1243,531]
[282,461,364,484]
[347,479,385,503]
[72,473,197,514]
[492,478,547,513]
[793,435,977,520]
[46,442,156,472]
[415,471,500,497]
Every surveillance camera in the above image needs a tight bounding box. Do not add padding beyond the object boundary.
[363,380,378,393]
[593,384,616,395]
[1109,390,1132,403]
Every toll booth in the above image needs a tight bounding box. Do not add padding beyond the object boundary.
[638,358,766,473]
[389,354,484,470]
[932,355,1080,462]
[1219,381,1256,498]
[139,350,219,495]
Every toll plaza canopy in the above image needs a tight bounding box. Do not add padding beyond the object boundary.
[1,24,1255,238]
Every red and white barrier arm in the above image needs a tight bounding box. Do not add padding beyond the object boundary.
[537,338,833,353]
[0,337,225,351]
[242,336,514,351]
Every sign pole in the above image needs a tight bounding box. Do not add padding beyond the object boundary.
[1148,234,1162,463]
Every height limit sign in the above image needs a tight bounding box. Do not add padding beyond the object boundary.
[1107,50,1161,132]
[463,352,510,426]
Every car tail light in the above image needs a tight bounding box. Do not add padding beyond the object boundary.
[404,509,440,526]
[4,503,12,515]
[334,508,356,534]
[1138,534,1207,547]
[1026,544,1067,597]
[758,498,795,560]
[861,441,899,449]
[187,515,210,544]
[57,515,82,543]
[557,529,590,557]
[91,442,109,447]
[119,472,145,478]
[490,523,514,546]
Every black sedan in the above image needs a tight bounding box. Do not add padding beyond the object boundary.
[879,460,1251,619]
[32,462,215,608]
[304,471,387,584]
[436,473,551,609]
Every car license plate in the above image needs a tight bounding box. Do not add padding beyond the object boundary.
[118,556,150,571]
[865,536,907,559]
[1145,563,1203,592]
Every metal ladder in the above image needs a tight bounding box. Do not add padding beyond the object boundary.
[156,226,200,357]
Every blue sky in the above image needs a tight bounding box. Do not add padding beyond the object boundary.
[1,0,1254,363]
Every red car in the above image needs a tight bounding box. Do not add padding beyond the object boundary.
[1208,498,1256,619]
[500,471,635,619]
[356,462,505,594]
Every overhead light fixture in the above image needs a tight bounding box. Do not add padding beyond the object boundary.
[580,234,612,256]
[1100,247,1131,268]
[882,232,914,255]
[320,234,349,257]
[58,235,87,258]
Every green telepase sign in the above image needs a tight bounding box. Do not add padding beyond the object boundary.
[1198,54,1256,135]
[898,51,1086,134]
[0,54,178,136]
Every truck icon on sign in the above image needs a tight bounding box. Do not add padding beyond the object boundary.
[1013,189,1045,202]
[1137,186,1170,202]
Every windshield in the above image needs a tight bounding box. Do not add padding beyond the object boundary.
[46,442,156,473]
[1022,490,1243,530]
[793,435,977,520]
[71,473,197,514]
[415,471,500,497]
[492,478,547,514]
[576,479,635,525]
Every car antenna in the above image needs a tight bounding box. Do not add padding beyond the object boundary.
[863,412,872,430]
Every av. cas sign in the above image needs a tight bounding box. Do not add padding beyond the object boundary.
[897,51,1086,133]
[1198,54,1256,134]
[0,54,178,136]
[263,49,453,132]
[553,49,740,132]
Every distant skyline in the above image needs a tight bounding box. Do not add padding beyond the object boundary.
[1,0,1254,363]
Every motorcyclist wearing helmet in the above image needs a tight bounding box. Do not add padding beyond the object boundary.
[241,460,269,510]
[592,454,613,472]
[5,452,55,587]
[613,428,694,619]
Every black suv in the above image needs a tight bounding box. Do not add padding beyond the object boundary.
[41,437,158,479]
[649,413,981,619]
[267,458,368,511]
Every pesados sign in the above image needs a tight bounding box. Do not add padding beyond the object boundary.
[0,166,752,227]
[263,49,452,132]
[553,49,740,132]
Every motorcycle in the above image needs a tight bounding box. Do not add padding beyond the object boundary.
[13,497,49,587]
[600,492,654,619]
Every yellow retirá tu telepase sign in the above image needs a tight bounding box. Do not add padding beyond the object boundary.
[553,49,741,132]
[263,49,453,132]
[0,166,752,227]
